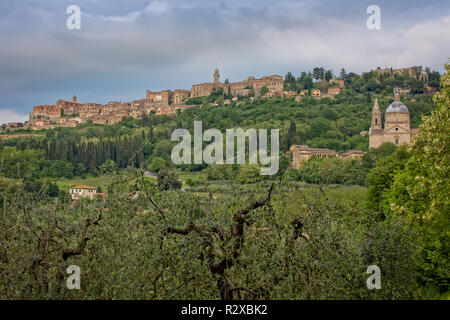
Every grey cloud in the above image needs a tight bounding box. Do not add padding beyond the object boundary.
[0,0,449,122]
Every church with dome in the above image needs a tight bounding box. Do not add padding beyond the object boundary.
[369,94,419,148]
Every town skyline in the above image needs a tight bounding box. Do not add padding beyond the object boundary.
[1,65,438,128]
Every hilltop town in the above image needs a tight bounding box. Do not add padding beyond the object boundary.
[5,69,286,131]
[1,65,437,132]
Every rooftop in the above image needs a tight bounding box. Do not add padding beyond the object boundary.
[386,94,409,113]
[70,185,96,190]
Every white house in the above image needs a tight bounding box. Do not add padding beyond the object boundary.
[69,185,97,200]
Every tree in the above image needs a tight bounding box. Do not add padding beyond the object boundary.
[47,183,60,198]
[157,169,182,191]
[285,72,295,83]
[74,163,87,177]
[99,159,118,175]
[47,160,74,179]
[216,95,224,106]
[309,118,331,138]
[58,189,71,203]
[278,153,291,176]
[153,139,173,160]
[0,147,45,180]
[260,86,269,96]
[366,79,380,92]
[383,64,450,292]
[312,67,320,81]
[323,108,338,121]
[366,146,410,214]
[339,68,347,80]
[362,142,397,169]
[205,164,233,180]
[148,157,167,172]
[302,76,314,90]
[325,70,333,81]
[236,165,260,184]
[285,120,297,150]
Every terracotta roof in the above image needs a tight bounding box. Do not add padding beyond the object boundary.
[70,185,96,190]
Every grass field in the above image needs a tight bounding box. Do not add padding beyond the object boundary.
[55,174,159,191]
[56,176,114,191]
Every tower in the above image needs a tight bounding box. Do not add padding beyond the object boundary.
[213,69,220,84]
[369,98,383,148]
[371,98,382,129]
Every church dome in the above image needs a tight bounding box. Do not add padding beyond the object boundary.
[386,96,409,113]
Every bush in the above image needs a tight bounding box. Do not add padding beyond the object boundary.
[157,169,182,191]
[236,164,260,184]
[205,164,233,181]
[148,157,166,172]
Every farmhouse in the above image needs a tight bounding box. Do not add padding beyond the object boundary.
[69,185,97,200]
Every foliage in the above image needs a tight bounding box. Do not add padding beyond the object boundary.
[98,159,118,175]
[382,64,450,293]
[260,86,269,96]
[236,164,260,184]
[291,157,367,186]
[365,145,410,214]
[205,164,234,181]
[0,147,46,179]
[148,157,167,172]
[157,169,182,191]
[0,176,421,299]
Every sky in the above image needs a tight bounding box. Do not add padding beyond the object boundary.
[0,0,449,124]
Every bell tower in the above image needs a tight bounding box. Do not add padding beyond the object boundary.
[213,69,220,84]
[371,98,382,129]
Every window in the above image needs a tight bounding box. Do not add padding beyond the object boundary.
[395,128,398,131]
[395,139,399,145]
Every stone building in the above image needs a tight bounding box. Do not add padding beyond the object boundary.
[190,69,283,98]
[291,145,338,169]
[69,185,97,200]
[173,89,190,104]
[329,79,345,88]
[146,90,171,104]
[25,69,284,130]
[145,89,190,105]
[290,145,366,169]
[311,89,321,97]
[374,66,429,84]
[369,95,419,148]
[327,86,341,95]
[340,150,366,159]
[56,96,85,114]
[375,66,416,78]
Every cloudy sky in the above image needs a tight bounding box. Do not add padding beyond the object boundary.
[0,0,449,123]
